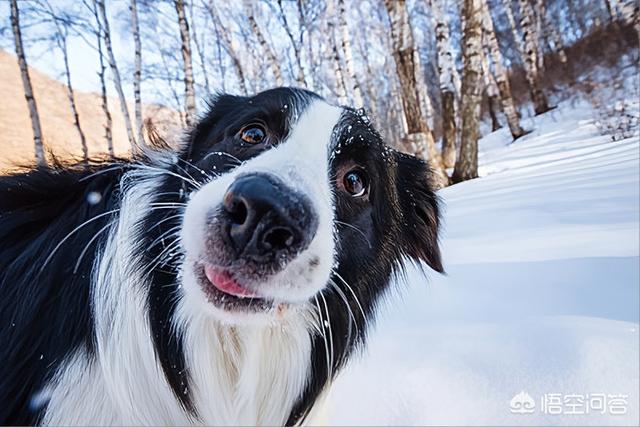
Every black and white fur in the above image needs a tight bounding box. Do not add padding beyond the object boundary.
[0,88,443,425]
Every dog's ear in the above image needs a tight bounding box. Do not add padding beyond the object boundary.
[395,152,444,273]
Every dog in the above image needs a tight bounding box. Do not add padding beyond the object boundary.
[0,88,443,425]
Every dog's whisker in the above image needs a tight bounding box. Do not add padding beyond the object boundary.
[148,227,183,252]
[335,220,372,248]
[173,161,203,185]
[148,213,184,231]
[73,220,116,274]
[328,279,359,340]
[40,208,121,273]
[78,164,126,182]
[332,271,368,326]
[176,157,215,181]
[201,151,243,165]
[319,292,335,379]
[131,163,201,189]
[314,296,332,381]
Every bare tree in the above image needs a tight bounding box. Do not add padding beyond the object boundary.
[174,0,197,126]
[97,0,137,149]
[384,0,448,188]
[276,0,306,86]
[326,0,349,104]
[453,0,483,183]
[244,1,284,87]
[483,0,526,139]
[42,2,89,164]
[205,1,249,95]
[501,0,525,60]
[189,2,212,95]
[337,0,364,106]
[431,0,458,168]
[10,0,46,167]
[90,0,113,157]
[481,49,502,131]
[519,0,551,115]
[537,1,568,66]
[131,0,144,145]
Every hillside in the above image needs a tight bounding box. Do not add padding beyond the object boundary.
[0,50,180,171]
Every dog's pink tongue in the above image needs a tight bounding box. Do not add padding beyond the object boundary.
[204,265,258,298]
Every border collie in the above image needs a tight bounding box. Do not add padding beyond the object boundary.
[0,88,442,425]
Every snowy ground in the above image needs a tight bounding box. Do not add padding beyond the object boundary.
[325,96,640,425]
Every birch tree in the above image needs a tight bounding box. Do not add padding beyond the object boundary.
[481,49,502,131]
[384,0,448,188]
[483,0,526,139]
[519,0,551,115]
[174,0,197,126]
[276,0,306,86]
[91,0,113,157]
[452,0,483,183]
[326,0,349,104]
[431,0,458,168]
[97,0,137,149]
[131,0,144,145]
[337,0,364,106]
[244,1,284,86]
[10,0,46,167]
[43,2,89,164]
[537,1,568,66]
[205,1,248,95]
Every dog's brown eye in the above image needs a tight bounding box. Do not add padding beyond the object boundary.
[240,125,266,144]
[344,169,368,197]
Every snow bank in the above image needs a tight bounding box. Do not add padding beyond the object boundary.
[326,95,640,425]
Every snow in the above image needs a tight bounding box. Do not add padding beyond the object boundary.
[325,95,640,425]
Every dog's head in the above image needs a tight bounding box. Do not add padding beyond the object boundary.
[176,88,443,324]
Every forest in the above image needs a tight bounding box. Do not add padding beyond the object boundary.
[4,0,638,185]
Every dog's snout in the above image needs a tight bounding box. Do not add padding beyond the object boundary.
[222,173,318,259]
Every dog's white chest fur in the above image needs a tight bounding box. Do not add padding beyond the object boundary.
[42,313,312,426]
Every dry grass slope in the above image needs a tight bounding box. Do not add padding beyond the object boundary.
[0,49,180,171]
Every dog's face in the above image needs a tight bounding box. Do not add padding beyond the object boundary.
[178,88,442,324]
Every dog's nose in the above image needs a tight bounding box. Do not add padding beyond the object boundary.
[222,173,318,260]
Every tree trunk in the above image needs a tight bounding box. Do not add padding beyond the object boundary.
[441,90,456,168]
[337,0,364,106]
[384,0,448,188]
[130,0,144,145]
[10,0,46,167]
[206,1,248,95]
[98,0,137,150]
[56,26,89,164]
[538,1,568,66]
[519,0,550,115]
[277,0,306,86]
[40,0,89,164]
[92,0,113,157]
[174,0,197,126]
[482,0,526,139]
[244,1,284,86]
[326,0,349,104]
[431,0,458,169]
[452,0,483,184]
[502,0,525,56]
[189,2,211,95]
[481,49,502,131]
